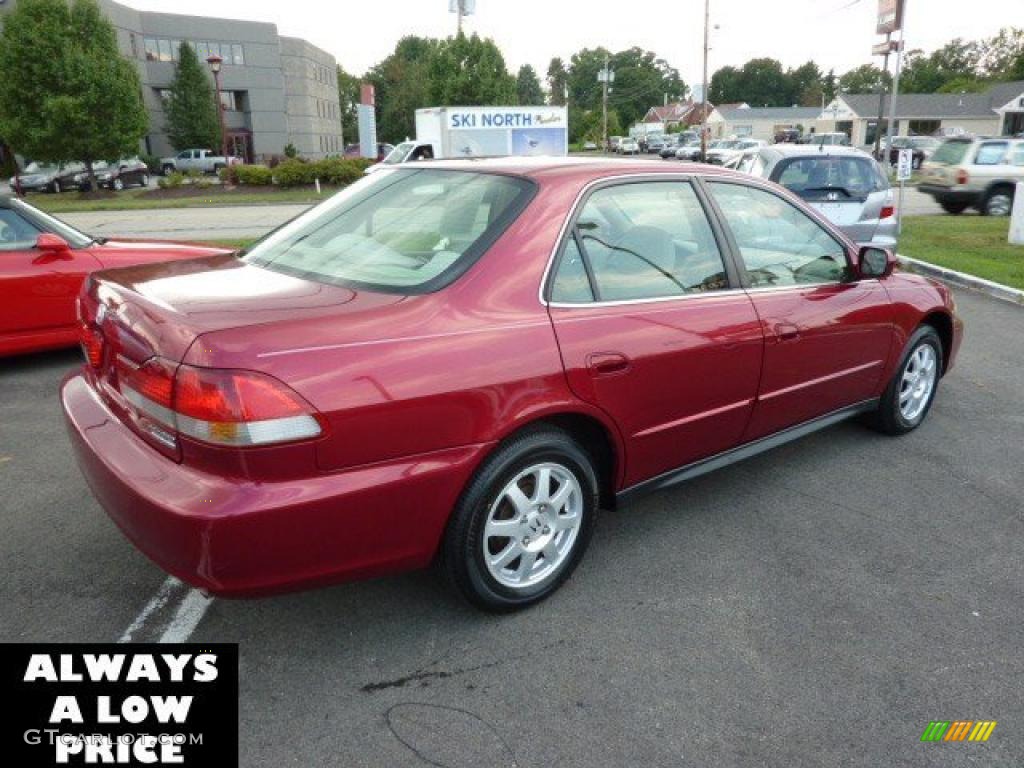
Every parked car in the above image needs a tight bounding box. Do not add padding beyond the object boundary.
[608,136,624,153]
[883,136,940,169]
[0,195,230,357]
[160,149,240,176]
[804,132,851,147]
[618,138,640,155]
[75,158,151,192]
[918,136,1024,216]
[582,141,598,151]
[343,142,395,162]
[740,144,897,247]
[62,159,961,610]
[677,139,725,161]
[9,162,85,194]
[663,137,697,159]
[774,128,801,144]
[707,139,766,166]
[646,136,668,153]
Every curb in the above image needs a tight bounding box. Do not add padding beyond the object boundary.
[897,254,1024,308]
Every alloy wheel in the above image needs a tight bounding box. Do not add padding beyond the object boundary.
[482,462,583,590]
[113,178,124,191]
[899,344,937,422]
[986,193,1012,217]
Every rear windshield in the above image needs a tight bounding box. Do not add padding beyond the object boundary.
[772,156,885,200]
[242,169,535,294]
[930,140,970,165]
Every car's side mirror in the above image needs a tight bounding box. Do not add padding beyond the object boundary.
[35,233,72,256]
[858,246,896,279]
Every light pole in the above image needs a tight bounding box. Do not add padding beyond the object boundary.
[700,0,710,163]
[206,54,230,163]
[598,55,614,152]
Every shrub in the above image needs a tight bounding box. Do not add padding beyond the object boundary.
[273,158,314,187]
[234,164,274,186]
[140,154,162,174]
[158,171,185,188]
[284,143,298,159]
[219,165,237,184]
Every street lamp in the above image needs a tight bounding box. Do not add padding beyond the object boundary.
[206,54,231,165]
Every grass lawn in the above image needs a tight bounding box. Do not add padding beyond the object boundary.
[26,186,335,214]
[900,215,1023,290]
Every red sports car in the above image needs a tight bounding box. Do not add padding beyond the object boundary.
[0,195,230,357]
[62,159,963,610]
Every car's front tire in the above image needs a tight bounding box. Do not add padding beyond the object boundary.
[870,326,943,435]
[442,427,598,611]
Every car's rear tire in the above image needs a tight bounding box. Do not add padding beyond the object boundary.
[112,178,124,191]
[442,426,598,611]
[869,326,943,436]
[982,185,1014,217]
[162,164,175,176]
[939,201,968,214]
[141,173,150,188]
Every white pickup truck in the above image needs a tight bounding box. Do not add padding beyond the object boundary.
[160,149,239,175]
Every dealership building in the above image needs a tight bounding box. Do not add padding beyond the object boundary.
[0,0,344,162]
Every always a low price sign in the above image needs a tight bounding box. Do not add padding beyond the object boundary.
[2,644,238,766]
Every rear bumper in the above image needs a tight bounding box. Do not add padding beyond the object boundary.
[61,372,491,597]
[918,184,979,206]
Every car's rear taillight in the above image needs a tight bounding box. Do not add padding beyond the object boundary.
[79,322,104,368]
[118,357,322,449]
[174,366,323,447]
[956,169,969,185]
[880,205,894,219]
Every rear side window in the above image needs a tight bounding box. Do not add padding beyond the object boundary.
[975,142,1009,166]
[708,182,849,288]
[931,141,970,165]
[1013,144,1024,166]
[772,156,885,200]
[243,169,534,294]
[550,181,729,303]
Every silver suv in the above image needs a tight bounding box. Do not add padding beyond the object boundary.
[919,136,1024,216]
[734,145,896,247]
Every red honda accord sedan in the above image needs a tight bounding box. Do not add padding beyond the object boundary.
[0,195,230,357]
[62,159,962,610]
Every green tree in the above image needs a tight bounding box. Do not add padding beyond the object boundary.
[165,42,220,152]
[336,65,362,146]
[978,27,1024,79]
[0,0,147,190]
[567,47,611,113]
[735,58,794,107]
[838,64,891,94]
[367,36,439,144]
[516,64,544,105]
[823,69,838,103]
[709,65,743,104]
[546,57,568,105]
[429,32,516,106]
[608,47,686,128]
[788,61,824,107]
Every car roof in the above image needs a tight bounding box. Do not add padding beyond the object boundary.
[396,156,758,184]
[759,144,873,159]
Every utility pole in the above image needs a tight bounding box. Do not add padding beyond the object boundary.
[884,0,908,166]
[599,54,614,152]
[873,34,890,161]
[700,0,710,163]
[457,0,463,34]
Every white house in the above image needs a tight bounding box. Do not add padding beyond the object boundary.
[707,105,825,142]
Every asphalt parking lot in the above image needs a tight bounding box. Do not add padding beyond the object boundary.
[2,287,1021,766]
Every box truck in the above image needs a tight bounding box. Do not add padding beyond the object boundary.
[378,106,569,167]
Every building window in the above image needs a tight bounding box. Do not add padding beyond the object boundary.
[130,34,138,59]
[220,91,238,111]
[144,38,159,62]
[908,120,940,136]
[232,44,244,66]
[155,88,172,103]
[158,39,173,62]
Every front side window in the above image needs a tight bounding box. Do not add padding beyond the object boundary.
[0,209,41,251]
[550,181,729,303]
[975,142,1008,166]
[243,169,534,294]
[708,182,849,288]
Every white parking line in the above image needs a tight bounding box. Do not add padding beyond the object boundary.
[159,589,214,644]
[118,576,213,644]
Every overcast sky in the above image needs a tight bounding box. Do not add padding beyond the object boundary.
[128,0,1017,91]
